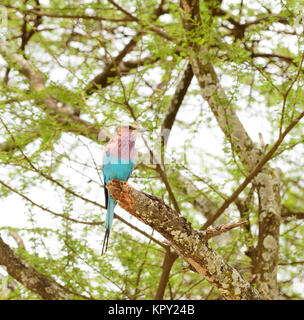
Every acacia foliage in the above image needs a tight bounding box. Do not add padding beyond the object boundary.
[0,0,303,300]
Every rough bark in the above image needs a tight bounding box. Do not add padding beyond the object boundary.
[107,179,260,300]
[252,168,281,299]
[0,235,72,300]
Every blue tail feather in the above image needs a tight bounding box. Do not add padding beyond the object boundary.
[102,197,116,255]
[105,199,116,231]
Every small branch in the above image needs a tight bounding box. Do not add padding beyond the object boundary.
[9,231,26,250]
[85,32,142,95]
[108,0,137,21]
[117,81,182,215]
[108,0,173,41]
[281,206,304,220]
[0,177,100,226]
[3,4,133,22]
[161,63,193,163]
[170,169,218,219]
[161,63,193,133]
[154,247,178,300]
[200,219,247,240]
[279,261,304,266]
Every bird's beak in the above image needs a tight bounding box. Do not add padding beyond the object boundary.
[137,127,148,133]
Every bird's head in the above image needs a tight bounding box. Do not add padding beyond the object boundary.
[117,122,147,139]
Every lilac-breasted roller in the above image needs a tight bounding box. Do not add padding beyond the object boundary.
[101,123,146,254]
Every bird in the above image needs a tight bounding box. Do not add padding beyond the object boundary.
[101,122,147,254]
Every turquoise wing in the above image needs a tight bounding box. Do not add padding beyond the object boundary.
[101,152,134,254]
[103,152,134,186]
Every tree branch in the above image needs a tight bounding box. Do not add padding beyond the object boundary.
[2,4,134,22]
[0,235,72,300]
[201,219,247,240]
[161,62,193,162]
[0,35,109,142]
[281,208,304,220]
[154,247,178,299]
[85,32,142,95]
[107,179,260,300]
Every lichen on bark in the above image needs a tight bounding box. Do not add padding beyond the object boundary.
[253,167,281,299]
[107,179,260,300]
